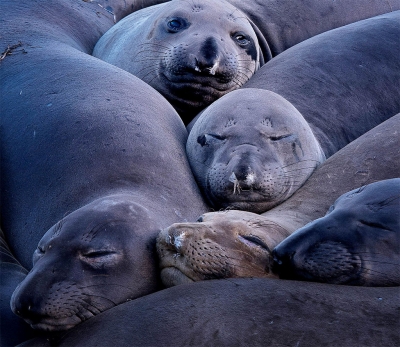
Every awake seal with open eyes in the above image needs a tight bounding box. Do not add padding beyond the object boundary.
[92,0,267,124]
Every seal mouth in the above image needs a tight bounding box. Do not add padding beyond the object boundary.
[160,267,194,287]
[161,73,235,93]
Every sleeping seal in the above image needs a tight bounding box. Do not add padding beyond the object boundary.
[157,114,400,286]
[272,178,400,286]
[2,0,208,334]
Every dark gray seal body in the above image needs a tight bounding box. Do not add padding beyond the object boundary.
[186,12,400,213]
[93,0,265,124]
[158,115,400,287]
[1,0,208,335]
[272,178,400,286]
[17,278,400,347]
[243,11,400,157]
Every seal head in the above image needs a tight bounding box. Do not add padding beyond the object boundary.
[11,194,162,331]
[187,89,325,213]
[272,179,400,286]
[157,210,290,287]
[93,0,266,123]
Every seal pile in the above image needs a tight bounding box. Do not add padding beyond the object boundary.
[1,0,399,346]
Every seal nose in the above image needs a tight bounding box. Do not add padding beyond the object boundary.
[194,37,220,74]
[11,286,42,323]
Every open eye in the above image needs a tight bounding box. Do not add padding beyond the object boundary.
[197,134,225,147]
[166,17,189,32]
[232,32,250,46]
[196,216,204,222]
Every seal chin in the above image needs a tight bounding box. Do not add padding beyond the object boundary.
[212,191,286,214]
[159,73,234,110]
[160,267,194,288]
[28,317,82,332]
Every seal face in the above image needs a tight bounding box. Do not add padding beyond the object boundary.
[93,0,262,123]
[186,89,325,213]
[10,195,162,332]
[157,210,290,287]
[272,179,400,286]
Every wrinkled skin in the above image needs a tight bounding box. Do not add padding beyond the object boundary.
[11,195,163,332]
[186,89,325,213]
[93,0,265,124]
[272,179,400,286]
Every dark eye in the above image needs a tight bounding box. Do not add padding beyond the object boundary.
[196,216,204,222]
[233,32,250,46]
[166,18,189,32]
[197,134,225,147]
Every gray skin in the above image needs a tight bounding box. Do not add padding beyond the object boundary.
[1,0,208,338]
[186,89,325,214]
[157,115,400,287]
[272,178,400,286]
[243,11,400,158]
[0,229,36,346]
[187,12,400,213]
[93,0,265,125]
[17,278,400,347]
[93,0,400,124]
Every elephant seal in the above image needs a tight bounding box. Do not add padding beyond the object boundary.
[187,12,400,212]
[93,0,267,124]
[157,114,400,287]
[2,0,208,334]
[10,194,167,332]
[16,278,400,347]
[186,89,325,213]
[272,178,400,286]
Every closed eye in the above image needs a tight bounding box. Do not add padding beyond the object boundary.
[82,250,118,258]
[269,134,293,141]
[197,133,226,147]
[238,235,271,252]
[80,250,121,268]
[359,220,392,231]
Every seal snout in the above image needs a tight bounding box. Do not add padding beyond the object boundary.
[11,283,44,325]
[193,37,220,75]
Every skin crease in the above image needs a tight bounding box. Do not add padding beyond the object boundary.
[157,114,400,287]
